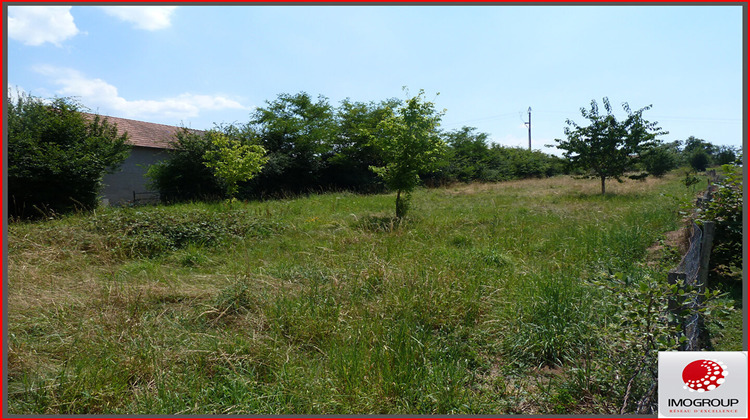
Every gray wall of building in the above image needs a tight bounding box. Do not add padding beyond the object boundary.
[101,146,165,204]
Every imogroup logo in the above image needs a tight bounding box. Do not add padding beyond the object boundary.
[682,359,727,392]
[659,352,747,418]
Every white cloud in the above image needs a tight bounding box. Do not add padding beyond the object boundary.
[98,6,177,31]
[8,6,79,46]
[7,85,27,103]
[34,66,249,122]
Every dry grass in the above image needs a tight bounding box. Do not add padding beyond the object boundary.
[7,172,720,415]
[439,172,680,198]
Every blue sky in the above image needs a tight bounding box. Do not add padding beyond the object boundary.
[6,4,744,155]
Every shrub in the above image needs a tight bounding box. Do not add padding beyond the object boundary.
[642,145,678,177]
[7,94,129,219]
[688,149,710,172]
[202,132,268,199]
[698,164,743,282]
[89,207,282,258]
[713,146,738,166]
[146,129,223,203]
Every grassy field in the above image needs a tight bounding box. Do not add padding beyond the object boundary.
[6,172,742,414]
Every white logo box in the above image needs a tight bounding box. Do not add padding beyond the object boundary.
[659,351,748,418]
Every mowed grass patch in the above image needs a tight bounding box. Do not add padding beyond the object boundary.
[7,172,715,414]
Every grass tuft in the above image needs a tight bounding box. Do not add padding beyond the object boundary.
[8,172,737,414]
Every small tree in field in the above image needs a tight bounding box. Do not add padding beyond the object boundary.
[202,132,268,200]
[554,97,666,194]
[370,89,446,218]
[689,149,710,172]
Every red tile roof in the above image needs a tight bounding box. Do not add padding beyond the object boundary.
[83,113,202,150]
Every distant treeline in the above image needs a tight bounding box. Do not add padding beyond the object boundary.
[148,92,568,202]
[8,91,740,219]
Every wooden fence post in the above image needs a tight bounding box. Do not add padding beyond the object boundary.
[698,221,715,288]
[694,221,715,350]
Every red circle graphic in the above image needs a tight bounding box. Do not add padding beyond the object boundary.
[682,359,727,392]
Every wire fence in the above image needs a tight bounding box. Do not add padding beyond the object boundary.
[668,221,714,351]
[132,191,161,206]
[635,188,717,414]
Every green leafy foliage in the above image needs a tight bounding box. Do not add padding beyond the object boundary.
[7,93,130,218]
[682,136,716,159]
[248,92,338,196]
[89,207,282,258]
[202,132,268,199]
[145,128,224,203]
[554,97,667,194]
[688,149,710,172]
[713,145,739,165]
[369,89,447,218]
[682,170,701,192]
[641,144,679,177]
[581,267,732,413]
[698,163,743,283]
[432,126,566,185]
[324,98,400,192]
[147,91,575,202]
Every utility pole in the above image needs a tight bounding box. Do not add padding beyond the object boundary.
[524,107,532,150]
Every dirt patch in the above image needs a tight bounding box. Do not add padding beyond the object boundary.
[646,225,691,267]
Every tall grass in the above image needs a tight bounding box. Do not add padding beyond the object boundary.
[7,172,717,414]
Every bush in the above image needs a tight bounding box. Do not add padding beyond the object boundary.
[713,146,738,166]
[432,126,566,184]
[642,145,678,177]
[689,149,710,172]
[146,129,223,203]
[89,207,283,258]
[698,164,742,282]
[7,94,129,219]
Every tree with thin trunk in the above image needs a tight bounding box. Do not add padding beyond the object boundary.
[369,89,446,218]
[554,97,666,194]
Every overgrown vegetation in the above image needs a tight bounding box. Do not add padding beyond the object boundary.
[88,206,283,258]
[7,93,130,219]
[8,172,739,415]
[698,163,743,296]
[146,91,569,203]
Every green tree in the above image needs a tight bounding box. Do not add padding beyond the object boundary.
[370,89,446,218]
[145,128,224,203]
[641,143,679,177]
[324,98,400,191]
[554,97,666,194]
[713,145,738,166]
[689,149,710,172]
[203,132,268,199]
[7,93,130,218]
[248,92,338,195]
[441,126,492,182]
[682,136,716,159]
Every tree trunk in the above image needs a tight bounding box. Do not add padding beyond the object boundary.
[601,176,606,195]
[396,189,404,219]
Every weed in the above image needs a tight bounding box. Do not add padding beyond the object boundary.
[8,172,737,415]
[355,214,404,233]
[212,277,255,318]
[88,206,283,258]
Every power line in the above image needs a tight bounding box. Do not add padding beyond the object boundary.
[441,111,519,128]
[650,115,741,124]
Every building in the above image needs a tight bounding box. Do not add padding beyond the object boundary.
[87,114,199,205]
